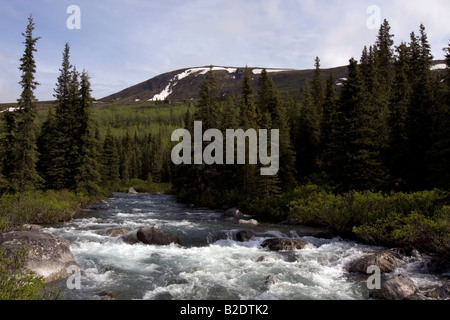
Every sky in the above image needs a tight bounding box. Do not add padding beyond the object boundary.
[0,0,449,103]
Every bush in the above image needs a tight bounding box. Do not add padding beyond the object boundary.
[0,246,59,300]
[0,190,91,231]
[287,185,450,255]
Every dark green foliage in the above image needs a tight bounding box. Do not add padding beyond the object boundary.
[0,246,47,300]
[0,15,42,194]
[101,128,120,186]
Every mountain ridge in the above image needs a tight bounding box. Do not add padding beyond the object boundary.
[100,64,350,103]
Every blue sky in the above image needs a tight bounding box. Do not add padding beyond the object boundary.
[0,0,449,102]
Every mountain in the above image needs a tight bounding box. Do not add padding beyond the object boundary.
[100,65,350,103]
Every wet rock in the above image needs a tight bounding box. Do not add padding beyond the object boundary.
[223,208,243,219]
[261,238,309,251]
[235,230,254,242]
[98,290,119,299]
[121,231,139,244]
[264,275,279,287]
[426,280,450,299]
[378,274,419,300]
[256,255,270,262]
[206,231,230,244]
[136,227,181,246]
[127,187,138,194]
[347,251,398,274]
[106,227,131,237]
[238,219,258,226]
[0,231,79,284]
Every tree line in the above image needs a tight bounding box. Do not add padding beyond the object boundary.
[173,20,450,216]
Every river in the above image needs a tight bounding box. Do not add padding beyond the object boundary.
[42,192,445,300]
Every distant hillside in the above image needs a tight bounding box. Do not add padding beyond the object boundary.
[100,65,350,103]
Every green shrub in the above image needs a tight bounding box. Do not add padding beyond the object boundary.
[0,246,60,300]
[0,190,92,231]
[287,185,450,255]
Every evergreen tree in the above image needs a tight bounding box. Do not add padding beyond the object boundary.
[120,131,132,183]
[239,67,259,197]
[37,107,58,189]
[73,71,101,194]
[296,83,321,182]
[405,25,434,190]
[257,69,296,190]
[333,58,386,191]
[195,67,220,130]
[311,57,325,117]
[375,19,395,87]
[50,43,75,189]
[388,42,411,189]
[321,73,338,173]
[240,67,259,129]
[428,41,450,189]
[101,128,120,185]
[2,15,42,194]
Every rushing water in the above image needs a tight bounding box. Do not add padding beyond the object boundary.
[43,192,445,300]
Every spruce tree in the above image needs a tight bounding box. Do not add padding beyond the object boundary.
[311,57,325,117]
[73,71,101,194]
[321,73,338,173]
[195,67,220,130]
[3,15,43,194]
[239,67,259,197]
[405,25,434,190]
[120,131,132,183]
[296,83,321,182]
[428,41,450,189]
[257,69,296,190]
[101,128,120,185]
[51,43,75,189]
[334,58,386,191]
[388,42,411,189]
[37,107,58,189]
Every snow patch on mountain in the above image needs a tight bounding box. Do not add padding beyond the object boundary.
[149,67,238,101]
[252,68,290,75]
[430,63,447,71]
[0,106,20,113]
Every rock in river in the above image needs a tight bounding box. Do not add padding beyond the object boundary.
[347,251,398,274]
[378,274,419,300]
[0,231,79,284]
[136,227,181,245]
[261,238,309,251]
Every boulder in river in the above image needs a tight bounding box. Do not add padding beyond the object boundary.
[223,208,243,219]
[238,219,258,226]
[426,280,450,300]
[261,238,309,251]
[106,227,131,237]
[347,251,398,274]
[377,274,419,300]
[136,227,181,245]
[0,231,79,284]
[127,187,138,194]
[206,231,230,244]
[235,230,254,242]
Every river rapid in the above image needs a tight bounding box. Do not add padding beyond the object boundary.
[43,192,446,300]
